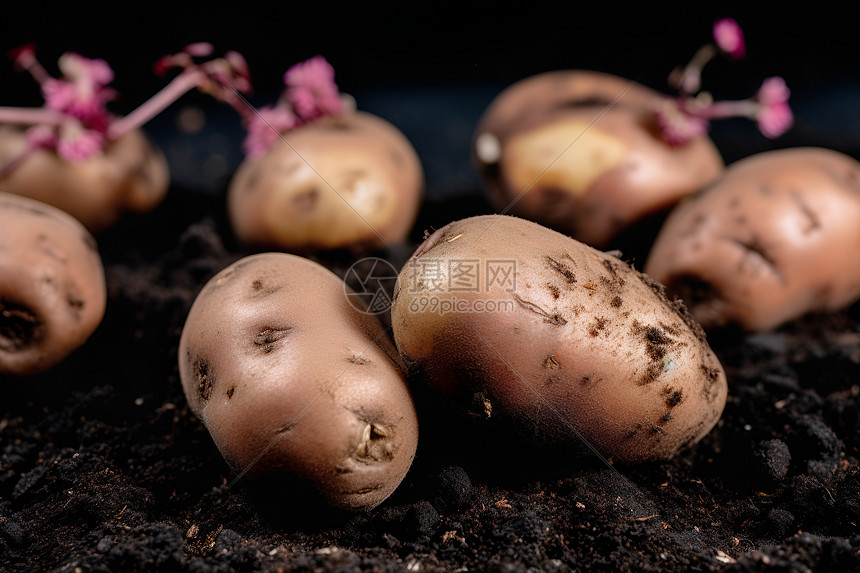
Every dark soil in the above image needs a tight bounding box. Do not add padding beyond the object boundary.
[3,8,860,572]
[3,171,860,572]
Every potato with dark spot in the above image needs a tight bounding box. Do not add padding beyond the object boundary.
[0,192,106,376]
[644,147,860,333]
[472,70,724,248]
[178,252,418,510]
[0,125,169,233]
[227,111,423,254]
[390,214,726,463]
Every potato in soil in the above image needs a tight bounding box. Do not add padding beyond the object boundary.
[0,192,106,376]
[644,147,860,333]
[0,125,169,233]
[227,111,423,255]
[472,70,724,249]
[391,214,727,463]
[178,252,419,510]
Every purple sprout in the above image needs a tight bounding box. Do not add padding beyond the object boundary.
[658,17,793,146]
[240,55,346,159]
[0,43,253,178]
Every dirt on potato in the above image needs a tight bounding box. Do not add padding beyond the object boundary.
[1,175,860,572]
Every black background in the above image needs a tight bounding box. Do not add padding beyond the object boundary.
[3,3,859,198]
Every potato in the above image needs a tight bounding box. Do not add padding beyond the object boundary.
[0,124,169,233]
[644,147,860,333]
[472,70,724,249]
[390,214,727,463]
[0,192,106,376]
[227,111,424,255]
[177,252,419,510]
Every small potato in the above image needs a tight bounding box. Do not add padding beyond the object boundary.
[227,111,424,254]
[390,214,726,463]
[644,147,860,333]
[177,252,418,510]
[0,192,106,376]
[0,124,169,233]
[472,70,724,248]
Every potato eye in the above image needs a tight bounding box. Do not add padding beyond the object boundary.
[254,326,292,354]
[0,301,42,351]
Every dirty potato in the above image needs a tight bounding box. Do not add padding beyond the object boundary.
[0,192,106,376]
[390,214,727,463]
[644,147,860,333]
[177,252,419,510]
[472,70,724,249]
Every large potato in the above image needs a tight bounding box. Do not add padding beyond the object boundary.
[390,214,727,463]
[227,111,424,255]
[0,124,169,233]
[645,147,860,333]
[177,252,419,510]
[472,70,724,249]
[0,192,106,376]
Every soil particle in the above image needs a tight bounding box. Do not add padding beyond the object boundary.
[750,438,792,484]
[193,357,213,401]
[632,320,676,385]
[546,256,577,284]
[433,465,473,513]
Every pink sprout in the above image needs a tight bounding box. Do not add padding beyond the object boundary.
[2,44,256,166]
[153,44,217,77]
[55,121,105,162]
[657,18,791,145]
[151,47,253,109]
[756,77,793,138]
[183,42,215,57]
[713,18,746,60]
[25,125,58,150]
[41,52,115,133]
[756,76,790,106]
[108,46,254,141]
[238,55,346,158]
[9,44,39,73]
[284,55,343,121]
[203,54,252,99]
[225,51,251,88]
[242,104,299,158]
[654,100,710,147]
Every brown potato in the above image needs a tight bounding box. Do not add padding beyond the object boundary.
[644,147,860,333]
[0,192,106,376]
[227,111,424,255]
[0,124,169,233]
[472,70,724,248]
[177,252,419,510]
[390,214,727,463]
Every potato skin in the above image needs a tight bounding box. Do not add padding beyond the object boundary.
[0,125,169,233]
[227,111,424,254]
[644,147,860,333]
[0,192,106,376]
[472,70,724,248]
[390,215,726,463]
[177,252,418,510]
